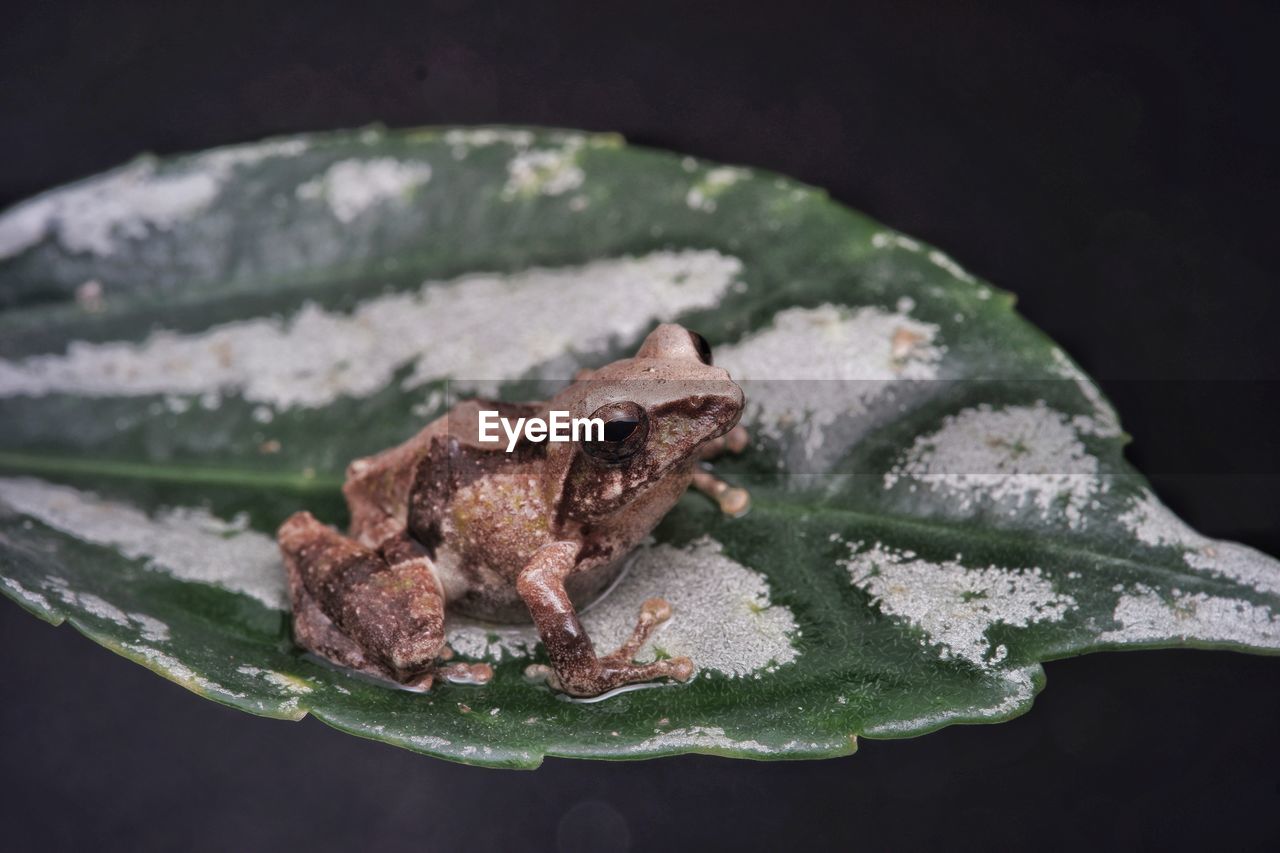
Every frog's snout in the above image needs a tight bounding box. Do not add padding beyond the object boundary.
[696,378,745,434]
[728,376,745,415]
[722,376,746,421]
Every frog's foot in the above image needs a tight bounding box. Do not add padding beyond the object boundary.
[518,544,696,698]
[278,512,447,685]
[691,464,751,517]
[589,598,694,692]
[526,655,694,697]
[399,661,494,691]
[291,587,442,690]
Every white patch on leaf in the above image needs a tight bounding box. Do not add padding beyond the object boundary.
[870,231,922,252]
[884,402,1107,529]
[192,138,309,172]
[863,666,1039,735]
[444,622,538,662]
[1099,584,1280,648]
[716,303,944,461]
[585,536,799,677]
[0,250,741,410]
[443,128,535,157]
[35,575,171,641]
[449,536,799,678]
[502,137,587,198]
[236,665,314,694]
[871,232,981,286]
[0,478,287,610]
[1,576,51,612]
[1120,490,1280,597]
[632,725,773,755]
[295,158,432,222]
[0,161,217,258]
[0,139,308,259]
[841,540,1075,668]
[926,249,976,283]
[974,666,1037,718]
[1050,348,1122,438]
[122,643,248,702]
[686,166,749,212]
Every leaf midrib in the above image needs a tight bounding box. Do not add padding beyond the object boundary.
[0,449,1204,584]
[0,451,344,492]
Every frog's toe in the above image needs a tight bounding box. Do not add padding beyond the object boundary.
[438,661,493,686]
[667,656,695,682]
[401,670,435,692]
[602,596,676,666]
[640,596,672,624]
[717,486,751,517]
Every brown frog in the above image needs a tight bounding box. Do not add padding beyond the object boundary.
[277,323,749,697]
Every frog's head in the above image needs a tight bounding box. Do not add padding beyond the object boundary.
[545,323,744,524]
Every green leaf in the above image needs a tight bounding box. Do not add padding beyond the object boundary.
[1,126,1276,768]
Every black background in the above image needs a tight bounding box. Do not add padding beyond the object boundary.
[2,2,1278,850]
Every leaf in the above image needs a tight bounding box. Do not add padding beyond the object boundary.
[0,126,1276,768]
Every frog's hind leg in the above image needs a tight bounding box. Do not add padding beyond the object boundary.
[518,542,694,698]
[288,576,403,681]
[277,512,489,688]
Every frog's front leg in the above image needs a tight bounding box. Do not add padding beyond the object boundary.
[690,425,751,516]
[517,542,694,697]
[278,512,490,688]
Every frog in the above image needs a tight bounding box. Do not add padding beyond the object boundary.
[277,323,750,697]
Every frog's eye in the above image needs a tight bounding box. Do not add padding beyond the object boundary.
[688,330,713,365]
[583,401,649,463]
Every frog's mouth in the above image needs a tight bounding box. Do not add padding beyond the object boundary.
[653,384,745,446]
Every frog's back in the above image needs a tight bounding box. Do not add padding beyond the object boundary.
[342,399,541,547]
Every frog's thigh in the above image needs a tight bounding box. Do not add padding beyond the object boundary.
[517,542,694,698]
[290,579,388,675]
[278,512,446,680]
